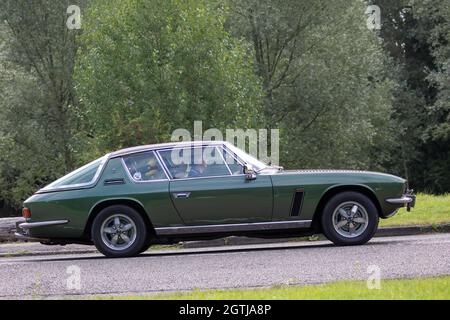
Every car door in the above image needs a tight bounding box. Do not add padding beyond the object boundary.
[121,151,184,227]
[157,145,273,225]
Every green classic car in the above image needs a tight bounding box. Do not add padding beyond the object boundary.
[16,141,415,257]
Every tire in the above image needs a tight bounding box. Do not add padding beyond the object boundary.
[139,237,153,254]
[91,205,148,257]
[321,191,379,245]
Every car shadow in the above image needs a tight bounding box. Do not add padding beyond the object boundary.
[11,239,391,263]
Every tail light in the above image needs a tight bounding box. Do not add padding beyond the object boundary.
[22,207,31,219]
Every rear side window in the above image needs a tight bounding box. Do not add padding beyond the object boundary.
[41,156,106,191]
[123,151,167,181]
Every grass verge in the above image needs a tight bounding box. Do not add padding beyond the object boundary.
[98,276,450,300]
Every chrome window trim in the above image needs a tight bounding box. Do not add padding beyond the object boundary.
[121,151,169,183]
[216,146,232,175]
[162,173,246,182]
[109,141,225,158]
[224,143,268,171]
[157,145,235,181]
[221,145,246,174]
[155,150,174,179]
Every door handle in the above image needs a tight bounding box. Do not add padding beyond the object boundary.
[173,192,191,199]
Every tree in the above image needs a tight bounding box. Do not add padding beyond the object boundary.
[228,0,396,170]
[74,0,264,152]
[0,0,87,208]
[373,0,450,192]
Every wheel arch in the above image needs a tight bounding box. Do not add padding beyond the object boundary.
[311,184,382,232]
[83,198,156,240]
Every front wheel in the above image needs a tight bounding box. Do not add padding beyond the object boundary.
[321,192,379,245]
[91,205,147,257]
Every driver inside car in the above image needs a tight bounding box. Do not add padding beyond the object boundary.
[144,157,165,180]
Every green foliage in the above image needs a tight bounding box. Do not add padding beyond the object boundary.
[374,0,450,193]
[74,0,264,152]
[0,1,90,208]
[229,0,396,170]
[0,0,449,214]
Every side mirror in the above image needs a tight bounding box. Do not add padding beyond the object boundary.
[243,165,257,180]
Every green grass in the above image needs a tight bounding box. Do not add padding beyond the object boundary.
[98,276,450,300]
[380,193,450,227]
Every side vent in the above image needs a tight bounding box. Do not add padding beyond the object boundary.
[290,188,305,216]
[104,178,125,186]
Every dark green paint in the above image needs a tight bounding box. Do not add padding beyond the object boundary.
[23,145,407,242]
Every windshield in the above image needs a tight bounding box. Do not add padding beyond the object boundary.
[40,155,107,191]
[224,143,268,171]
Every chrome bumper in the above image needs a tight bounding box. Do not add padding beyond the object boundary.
[14,219,69,241]
[18,220,69,230]
[385,192,416,211]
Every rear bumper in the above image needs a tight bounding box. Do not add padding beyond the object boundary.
[14,219,69,242]
[18,220,69,230]
[385,191,416,212]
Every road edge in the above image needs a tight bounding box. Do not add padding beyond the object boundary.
[0,222,449,257]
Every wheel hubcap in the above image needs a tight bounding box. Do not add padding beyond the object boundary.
[332,201,369,238]
[100,214,137,250]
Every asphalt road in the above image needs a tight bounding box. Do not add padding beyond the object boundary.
[0,233,449,299]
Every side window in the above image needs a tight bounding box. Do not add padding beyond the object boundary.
[158,146,231,179]
[123,152,166,181]
[41,156,105,191]
[221,147,244,175]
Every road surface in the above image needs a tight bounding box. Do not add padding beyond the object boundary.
[0,233,449,298]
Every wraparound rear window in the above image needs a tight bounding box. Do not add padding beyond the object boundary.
[40,155,107,191]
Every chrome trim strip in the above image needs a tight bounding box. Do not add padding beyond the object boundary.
[155,220,312,236]
[165,174,246,182]
[155,149,175,179]
[154,150,172,179]
[110,141,226,158]
[385,196,413,205]
[222,145,246,167]
[216,146,232,175]
[18,220,69,230]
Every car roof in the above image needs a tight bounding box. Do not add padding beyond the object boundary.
[109,140,230,158]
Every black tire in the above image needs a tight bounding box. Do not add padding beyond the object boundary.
[139,237,153,254]
[91,205,147,258]
[321,191,379,245]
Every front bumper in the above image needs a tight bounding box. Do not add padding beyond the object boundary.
[385,191,416,212]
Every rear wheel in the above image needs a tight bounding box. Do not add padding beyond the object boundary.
[321,191,379,245]
[92,205,147,257]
